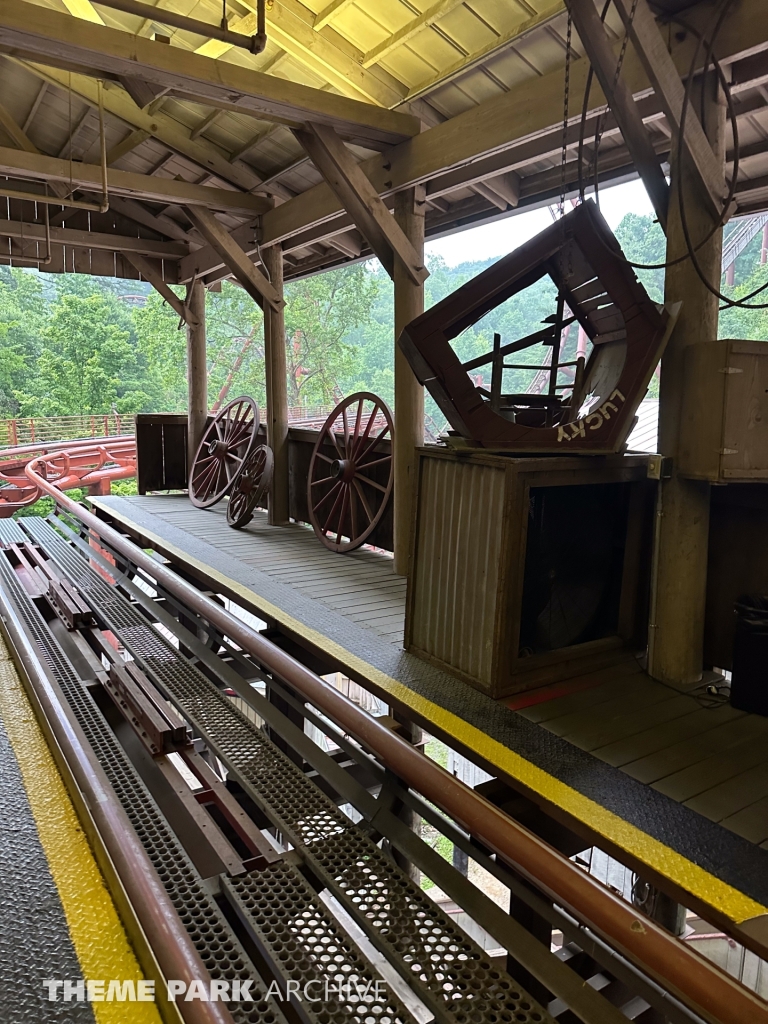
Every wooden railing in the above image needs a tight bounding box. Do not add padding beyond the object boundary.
[0,413,134,447]
[0,407,334,449]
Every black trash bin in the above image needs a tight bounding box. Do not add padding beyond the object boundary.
[732,596,768,716]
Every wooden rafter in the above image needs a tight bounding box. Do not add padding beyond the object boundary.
[0,218,187,259]
[255,0,768,250]
[405,0,564,101]
[22,81,48,133]
[0,99,70,200]
[0,100,38,154]
[0,146,271,213]
[0,2,419,148]
[295,121,428,285]
[19,63,266,194]
[314,0,357,31]
[185,205,283,311]
[193,3,404,109]
[179,223,257,284]
[106,128,150,165]
[361,0,466,69]
[108,194,194,242]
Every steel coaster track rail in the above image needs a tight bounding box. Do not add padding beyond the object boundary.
[0,545,253,1024]
[22,514,553,1024]
[51,514,662,1024]
[16,511,713,1024]
[21,458,768,1024]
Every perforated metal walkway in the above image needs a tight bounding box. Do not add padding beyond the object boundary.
[91,493,768,958]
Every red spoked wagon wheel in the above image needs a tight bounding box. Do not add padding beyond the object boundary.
[189,396,259,509]
[307,392,394,553]
[226,445,273,529]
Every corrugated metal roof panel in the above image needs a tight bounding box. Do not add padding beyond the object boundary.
[627,400,660,454]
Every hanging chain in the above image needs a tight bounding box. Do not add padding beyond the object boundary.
[559,10,573,218]
[592,0,640,198]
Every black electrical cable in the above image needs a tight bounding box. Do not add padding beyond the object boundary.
[674,0,768,308]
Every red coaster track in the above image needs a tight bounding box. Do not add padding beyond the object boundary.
[0,434,136,517]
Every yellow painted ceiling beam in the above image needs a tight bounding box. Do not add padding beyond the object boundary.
[0,2,419,146]
[61,0,104,24]
[314,0,357,32]
[235,1,405,107]
[59,0,404,108]
[406,1,565,100]
[361,0,466,69]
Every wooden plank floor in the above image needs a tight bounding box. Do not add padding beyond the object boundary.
[515,672,768,848]
[122,497,407,645]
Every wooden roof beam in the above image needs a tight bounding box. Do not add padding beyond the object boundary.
[21,81,47,133]
[567,0,669,230]
[259,0,768,248]
[294,121,427,285]
[612,0,729,220]
[108,194,194,242]
[361,0,466,69]
[19,63,267,195]
[194,4,406,109]
[0,100,38,154]
[185,205,283,311]
[314,0,357,32]
[0,98,70,199]
[106,127,150,165]
[0,2,418,147]
[0,217,187,258]
[0,146,272,213]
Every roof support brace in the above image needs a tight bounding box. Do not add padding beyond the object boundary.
[184,206,283,312]
[295,122,428,285]
[567,0,669,229]
[612,0,729,220]
[123,251,199,326]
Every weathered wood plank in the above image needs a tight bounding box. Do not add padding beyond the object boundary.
[623,715,768,785]
[592,704,747,767]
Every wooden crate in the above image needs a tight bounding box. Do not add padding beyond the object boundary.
[679,340,768,482]
[136,414,189,494]
[405,448,654,698]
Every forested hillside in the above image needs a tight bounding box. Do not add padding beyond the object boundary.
[0,211,766,424]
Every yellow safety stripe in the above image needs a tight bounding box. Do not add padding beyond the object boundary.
[0,636,161,1024]
[93,503,768,927]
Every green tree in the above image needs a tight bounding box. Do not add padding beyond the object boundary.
[613,212,666,302]
[283,264,378,406]
[0,267,46,416]
[16,292,158,415]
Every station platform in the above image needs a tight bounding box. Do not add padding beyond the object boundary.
[0,627,160,1024]
[92,493,768,959]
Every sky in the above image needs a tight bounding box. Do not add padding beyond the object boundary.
[426,178,655,266]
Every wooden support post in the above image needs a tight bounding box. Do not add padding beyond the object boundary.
[393,187,426,576]
[185,279,207,476]
[262,244,289,525]
[649,72,726,688]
